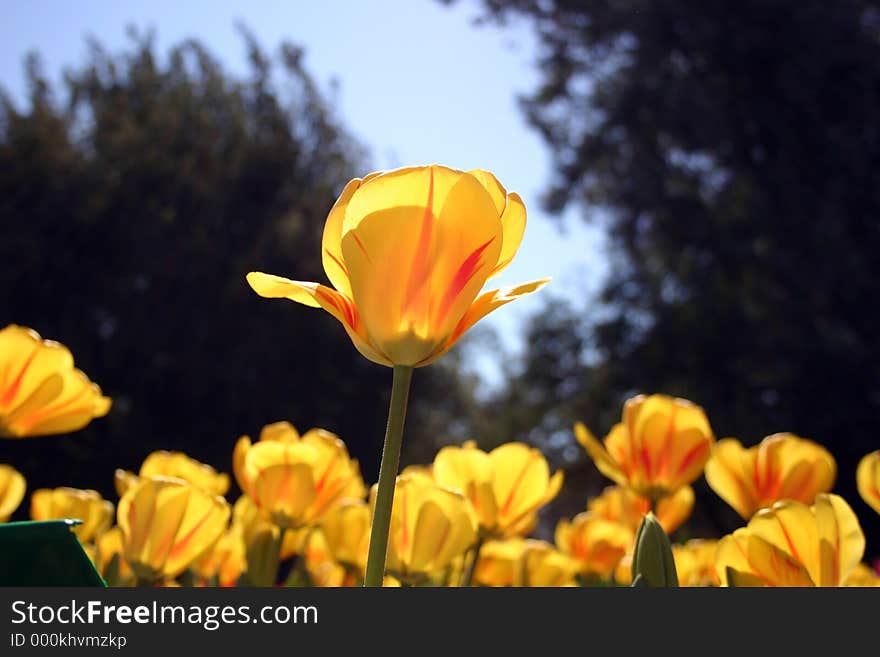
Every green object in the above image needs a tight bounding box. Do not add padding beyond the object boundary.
[631,512,679,588]
[0,519,106,586]
[364,364,414,587]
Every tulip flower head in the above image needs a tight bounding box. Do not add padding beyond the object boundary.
[856,450,880,515]
[432,441,563,538]
[320,499,371,575]
[555,512,633,579]
[587,484,694,535]
[672,539,720,587]
[575,394,714,500]
[30,487,114,543]
[715,493,864,587]
[116,450,230,498]
[118,476,230,583]
[382,474,478,583]
[94,526,135,586]
[234,423,366,530]
[247,165,550,367]
[0,325,111,438]
[705,433,836,519]
[0,464,25,522]
[474,538,578,587]
[192,526,247,587]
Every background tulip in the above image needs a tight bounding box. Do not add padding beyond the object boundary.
[587,484,694,535]
[234,425,365,530]
[118,476,230,583]
[474,538,577,587]
[433,441,563,538]
[0,325,111,438]
[383,474,477,583]
[0,464,25,522]
[192,525,246,586]
[555,512,633,579]
[30,486,113,543]
[716,494,864,587]
[321,499,371,575]
[672,539,720,587]
[705,433,836,519]
[246,165,549,368]
[856,450,880,515]
[575,394,714,501]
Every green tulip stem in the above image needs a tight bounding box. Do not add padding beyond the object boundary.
[364,365,414,587]
[459,536,485,587]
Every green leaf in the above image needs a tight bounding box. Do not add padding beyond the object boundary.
[0,520,105,586]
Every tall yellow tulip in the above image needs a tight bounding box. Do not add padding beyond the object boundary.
[0,464,25,522]
[0,325,111,438]
[705,433,835,519]
[30,487,114,543]
[575,394,714,501]
[432,441,563,538]
[246,165,548,368]
[234,424,365,530]
[856,450,880,515]
[247,165,548,587]
[383,474,477,583]
[118,476,230,584]
[715,493,864,587]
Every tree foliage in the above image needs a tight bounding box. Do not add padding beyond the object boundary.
[463,0,880,548]
[0,28,469,506]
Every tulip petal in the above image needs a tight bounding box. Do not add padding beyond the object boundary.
[813,493,864,587]
[246,271,389,366]
[321,178,363,299]
[492,192,527,277]
[745,534,815,587]
[705,438,760,519]
[435,279,551,365]
[749,501,820,583]
[0,325,73,414]
[0,464,25,521]
[575,422,628,488]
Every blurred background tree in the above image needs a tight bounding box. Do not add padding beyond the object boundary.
[452,0,880,550]
[0,27,475,509]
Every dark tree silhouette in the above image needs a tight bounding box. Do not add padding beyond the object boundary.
[0,28,471,511]
[453,0,880,554]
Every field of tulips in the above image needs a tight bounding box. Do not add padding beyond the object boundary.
[2,165,879,587]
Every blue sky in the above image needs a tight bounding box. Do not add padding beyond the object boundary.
[1,0,606,386]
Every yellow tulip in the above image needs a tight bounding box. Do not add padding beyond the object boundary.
[234,424,365,530]
[192,526,247,587]
[575,394,714,500]
[94,526,135,586]
[0,464,25,522]
[856,450,880,515]
[383,474,477,582]
[555,512,633,579]
[30,487,113,543]
[0,325,111,438]
[672,539,720,587]
[300,530,353,587]
[321,499,371,575]
[432,440,563,538]
[587,484,694,535]
[118,476,230,583]
[474,538,578,587]
[247,165,549,367]
[116,451,229,497]
[705,433,836,519]
[716,493,864,587]
[845,563,880,587]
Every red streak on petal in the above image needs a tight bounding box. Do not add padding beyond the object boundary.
[324,249,349,279]
[168,506,216,561]
[401,169,435,317]
[674,441,710,479]
[1,347,39,408]
[435,237,496,325]
[500,456,533,516]
[351,233,373,266]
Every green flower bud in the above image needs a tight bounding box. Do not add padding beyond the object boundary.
[631,512,679,587]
